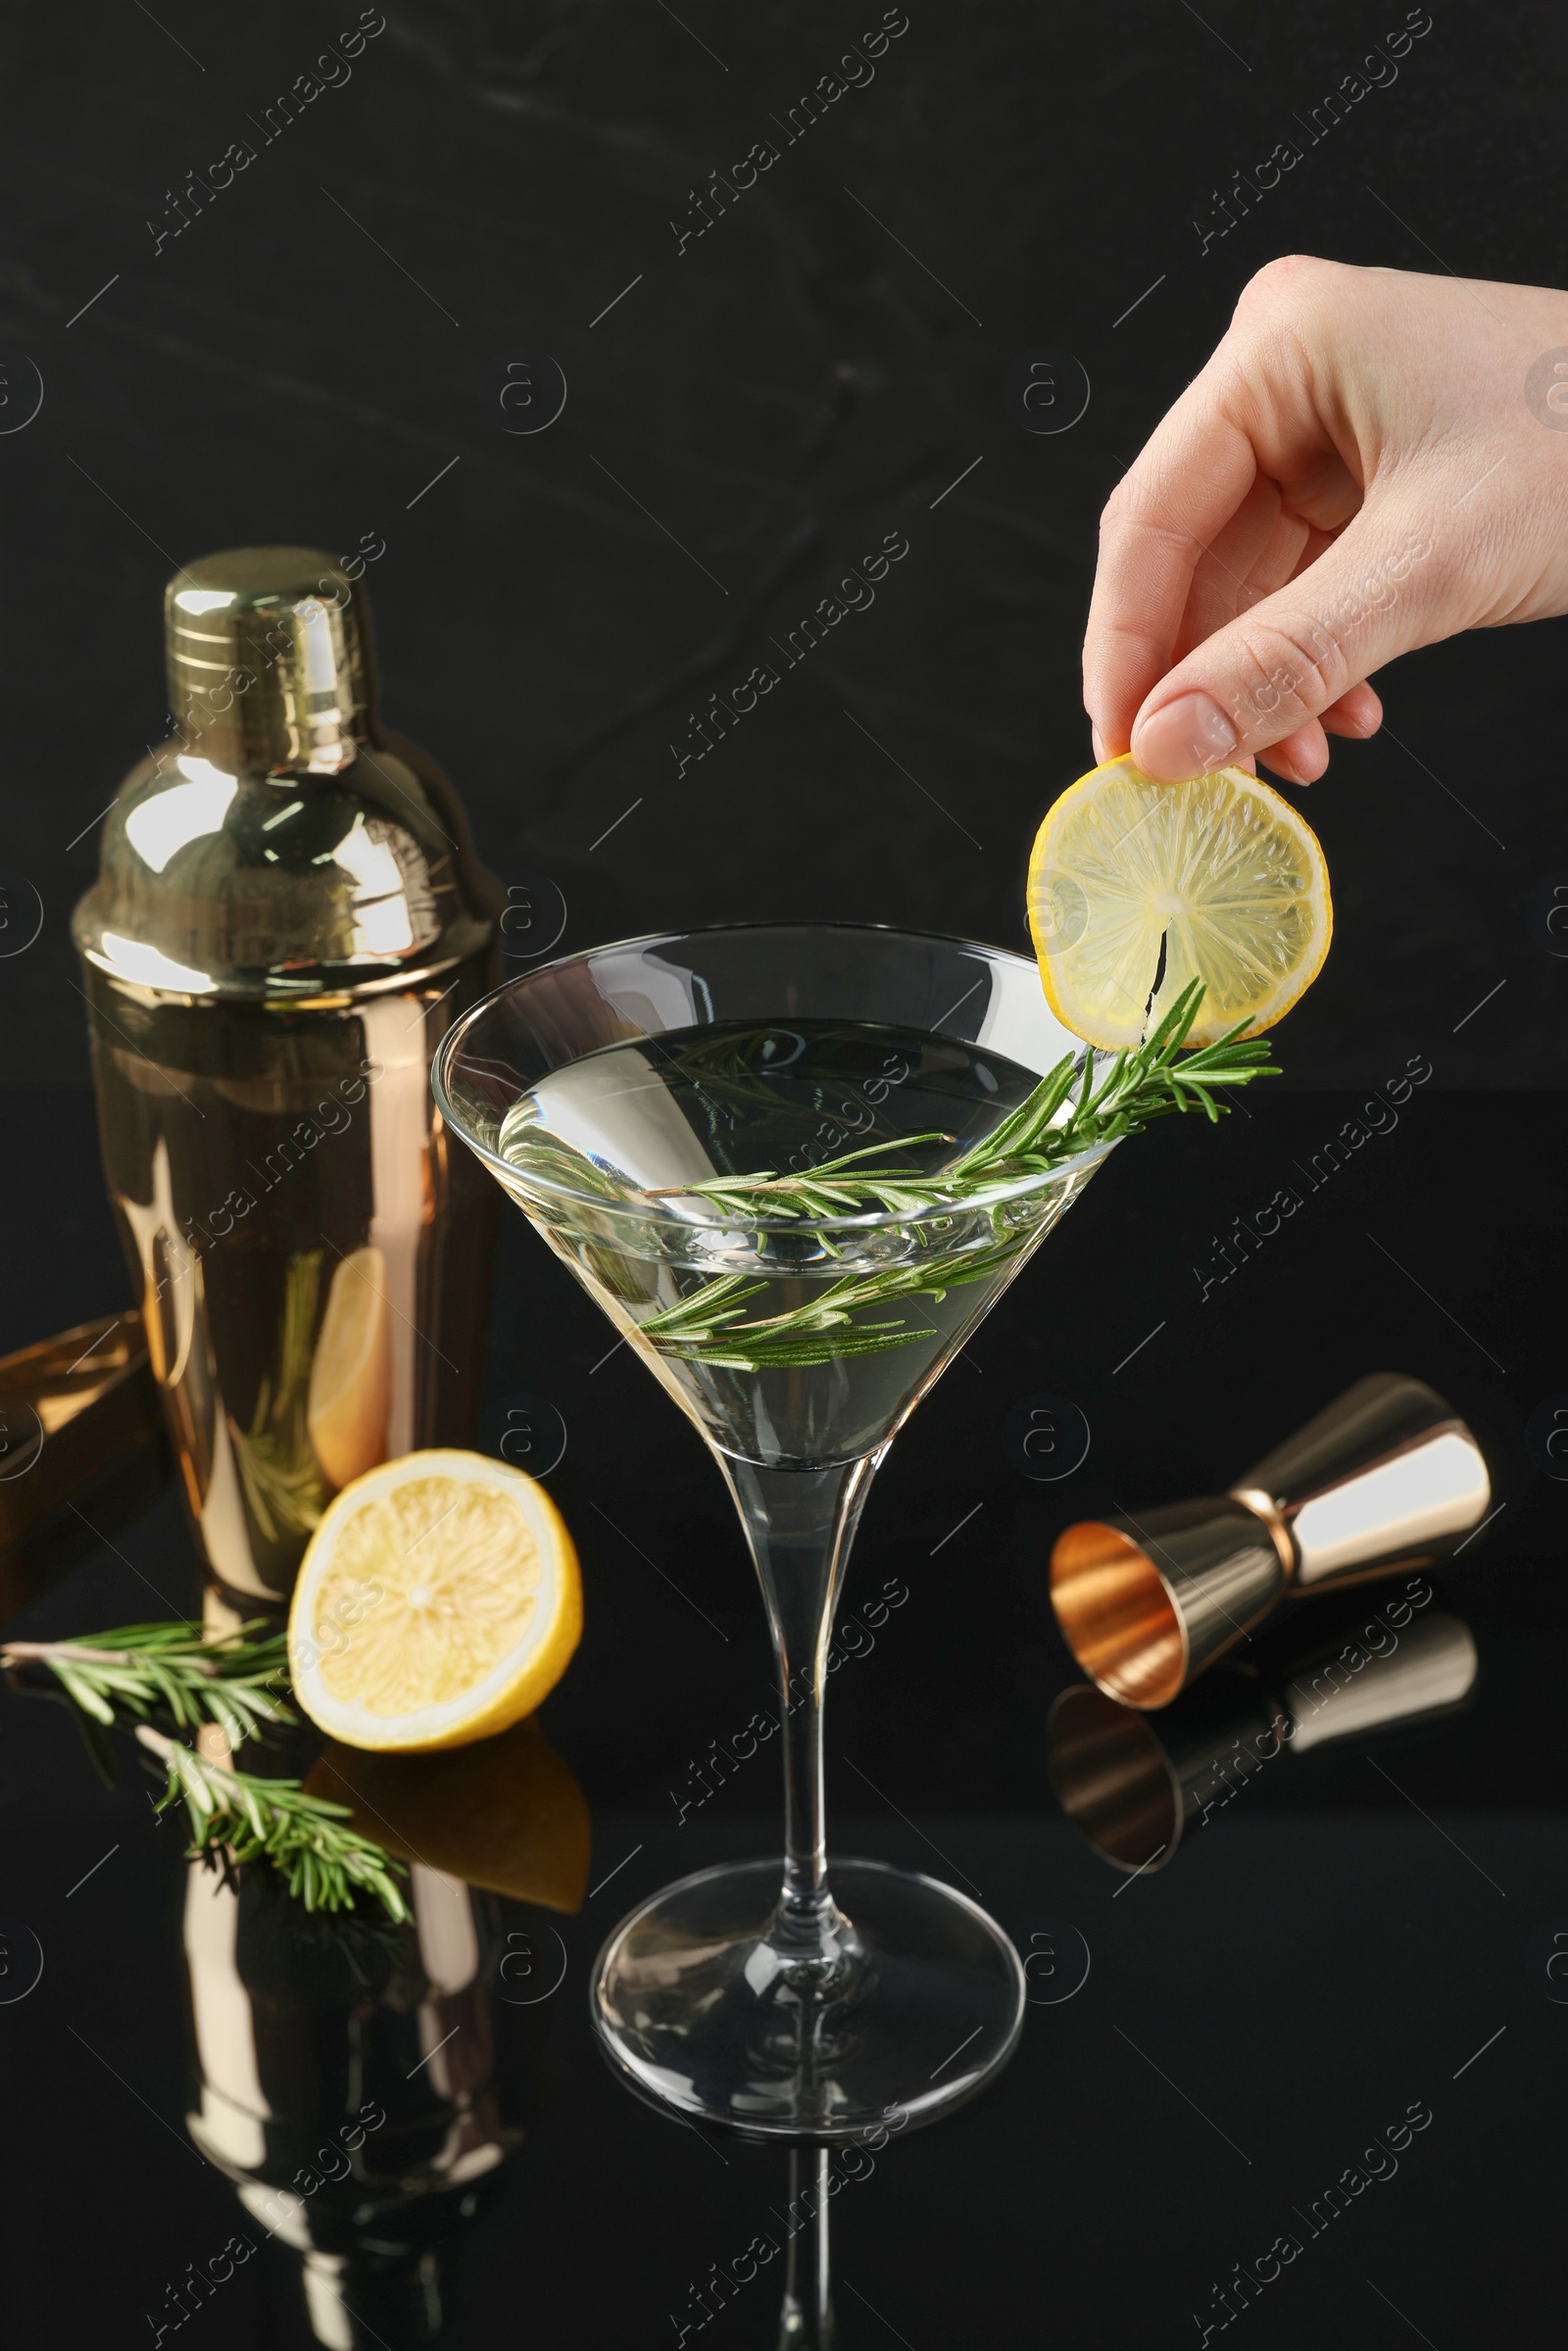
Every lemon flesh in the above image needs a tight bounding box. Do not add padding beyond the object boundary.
[1028,755,1331,1051]
[288,1448,582,1751]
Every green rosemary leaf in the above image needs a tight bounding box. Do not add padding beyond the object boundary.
[650,1131,954,1202]
[621,981,1280,1372]
[139,1726,410,1923]
[2,1622,294,1742]
[6,1621,408,1920]
[661,1325,943,1371]
[639,1230,1033,1372]
[638,1274,766,1338]
[52,1664,116,1727]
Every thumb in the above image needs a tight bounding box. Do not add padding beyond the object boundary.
[1128,506,1442,782]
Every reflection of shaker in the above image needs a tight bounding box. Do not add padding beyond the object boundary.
[181,1860,520,2348]
[73,549,498,1605]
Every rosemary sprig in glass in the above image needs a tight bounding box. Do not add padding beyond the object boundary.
[633,1236,1031,1373]
[636,982,1277,1372]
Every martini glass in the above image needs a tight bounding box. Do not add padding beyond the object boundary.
[433,921,1115,2139]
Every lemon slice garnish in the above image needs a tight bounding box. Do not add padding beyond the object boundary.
[288,1448,582,1751]
[1027,754,1331,1050]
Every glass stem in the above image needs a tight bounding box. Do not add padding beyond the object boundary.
[722,1452,879,1964]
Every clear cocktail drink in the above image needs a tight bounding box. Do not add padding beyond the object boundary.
[435,922,1242,2139]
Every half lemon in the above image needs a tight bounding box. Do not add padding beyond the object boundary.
[1027,754,1331,1051]
[288,1448,582,1752]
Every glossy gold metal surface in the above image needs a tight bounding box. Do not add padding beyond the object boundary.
[1045,1684,1186,1871]
[74,550,499,1608]
[0,1309,163,1548]
[1233,1372,1492,1592]
[73,547,494,1004]
[1050,1373,1492,1708]
[164,544,374,771]
[1050,1498,1286,1709]
[181,1856,521,2340]
[1047,1520,1184,1709]
[1280,1605,1479,1753]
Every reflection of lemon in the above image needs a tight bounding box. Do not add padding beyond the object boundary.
[1028,755,1332,1051]
[307,1247,391,1490]
[306,1716,591,1911]
[288,1449,582,1751]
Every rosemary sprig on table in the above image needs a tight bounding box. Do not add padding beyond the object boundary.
[135,1724,410,1922]
[2,1622,409,1923]
[0,1621,292,1744]
[637,982,1277,1372]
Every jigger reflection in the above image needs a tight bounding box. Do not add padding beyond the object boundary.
[1048,1594,1478,1876]
[1050,1373,1492,1707]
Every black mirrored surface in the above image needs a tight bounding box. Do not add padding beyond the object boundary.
[3,1082,1563,2345]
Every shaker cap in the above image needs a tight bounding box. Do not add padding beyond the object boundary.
[166,546,372,770]
[71,547,494,1003]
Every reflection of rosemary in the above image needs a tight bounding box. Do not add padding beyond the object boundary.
[639,983,1277,1372]
[2,1622,409,1921]
[230,1249,330,1543]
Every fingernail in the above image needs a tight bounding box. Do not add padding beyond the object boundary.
[1132,692,1238,782]
[1091,724,1107,762]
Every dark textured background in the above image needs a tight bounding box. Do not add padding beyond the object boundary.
[1,0,1564,1091]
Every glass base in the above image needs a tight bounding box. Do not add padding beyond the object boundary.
[590,1858,1026,2141]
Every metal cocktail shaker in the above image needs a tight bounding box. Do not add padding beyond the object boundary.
[72,548,500,1608]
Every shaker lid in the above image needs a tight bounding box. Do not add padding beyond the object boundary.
[164,545,373,771]
[71,547,493,1003]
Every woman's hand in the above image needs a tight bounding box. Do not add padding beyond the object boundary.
[1082,256,1568,783]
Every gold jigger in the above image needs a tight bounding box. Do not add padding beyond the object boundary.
[1048,1602,1479,1874]
[1050,1373,1492,1708]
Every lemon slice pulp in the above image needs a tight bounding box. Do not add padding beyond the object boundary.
[1027,754,1331,1050]
[288,1448,582,1751]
